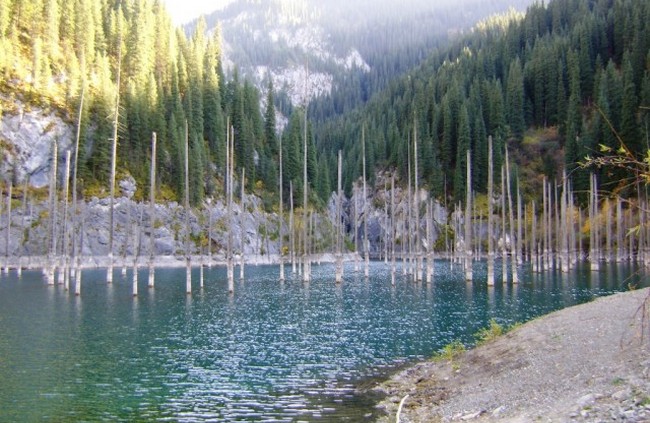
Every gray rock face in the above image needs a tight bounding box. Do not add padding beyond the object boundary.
[0,103,73,187]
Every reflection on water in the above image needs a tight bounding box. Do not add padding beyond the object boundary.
[0,260,645,421]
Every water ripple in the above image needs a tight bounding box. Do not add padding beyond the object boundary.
[0,261,645,421]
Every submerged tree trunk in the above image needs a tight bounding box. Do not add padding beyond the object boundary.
[487,136,495,285]
[3,182,12,274]
[74,201,85,296]
[107,32,122,284]
[240,168,246,280]
[616,197,624,262]
[18,177,29,277]
[335,150,343,284]
[414,125,422,282]
[362,127,369,278]
[505,147,517,283]
[184,121,191,294]
[501,166,507,284]
[426,200,434,284]
[47,141,58,285]
[148,133,157,288]
[279,135,285,282]
[289,180,295,274]
[227,124,234,293]
[390,174,396,286]
[132,207,143,297]
[302,113,310,283]
[589,173,600,271]
[531,200,538,273]
[71,86,84,287]
[464,149,472,281]
[61,152,71,289]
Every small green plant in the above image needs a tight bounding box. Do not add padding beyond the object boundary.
[433,340,466,363]
[475,319,504,345]
[611,377,625,386]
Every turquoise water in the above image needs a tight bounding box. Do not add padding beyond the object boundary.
[0,261,645,421]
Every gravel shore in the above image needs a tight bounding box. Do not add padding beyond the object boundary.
[373,287,650,422]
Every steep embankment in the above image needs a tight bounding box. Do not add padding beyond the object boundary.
[374,288,650,422]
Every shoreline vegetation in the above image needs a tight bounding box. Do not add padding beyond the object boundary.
[371,287,650,422]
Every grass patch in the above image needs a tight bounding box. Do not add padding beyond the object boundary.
[432,340,466,366]
[474,319,504,345]
[475,319,522,346]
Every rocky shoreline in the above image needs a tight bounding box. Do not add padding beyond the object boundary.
[371,288,650,422]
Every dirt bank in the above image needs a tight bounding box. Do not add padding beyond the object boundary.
[373,287,650,422]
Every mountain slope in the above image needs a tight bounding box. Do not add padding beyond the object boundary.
[195,0,535,120]
[313,0,650,202]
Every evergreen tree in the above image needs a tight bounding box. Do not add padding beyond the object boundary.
[506,58,525,139]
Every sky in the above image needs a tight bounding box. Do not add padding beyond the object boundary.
[162,0,234,25]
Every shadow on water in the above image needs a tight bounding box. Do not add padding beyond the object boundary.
[0,260,646,422]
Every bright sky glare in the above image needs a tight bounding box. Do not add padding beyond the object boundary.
[162,0,234,25]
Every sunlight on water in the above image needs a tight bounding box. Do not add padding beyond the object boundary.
[0,261,645,421]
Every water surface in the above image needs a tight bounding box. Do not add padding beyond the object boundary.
[0,260,644,421]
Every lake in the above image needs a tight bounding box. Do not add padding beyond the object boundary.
[0,260,645,422]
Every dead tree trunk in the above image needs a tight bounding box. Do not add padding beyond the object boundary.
[335,150,343,284]
[148,133,157,288]
[107,31,122,284]
[464,149,473,281]
[184,121,192,294]
[487,136,495,285]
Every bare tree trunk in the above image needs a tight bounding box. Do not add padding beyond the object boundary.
[531,200,538,273]
[184,121,192,294]
[501,166,507,284]
[384,179,389,264]
[302,107,310,283]
[616,196,624,262]
[18,177,29,277]
[61,152,71,289]
[464,149,472,281]
[47,141,58,285]
[122,186,130,278]
[554,181,562,268]
[426,200,433,284]
[516,181,523,265]
[148,133,157,288]
[240,168,246,280]
[227,124,234,293]
[290,180,295,274]
[560,175,569,273]
[589,173,599,271]
[107,31,122,284]
[74,201,85,296]
[71,85,84,285]
[405,140,412,278]
[362,126,369,278]
[414,125,422,282]
[207,200,212,268]
[487,136,495,285]
[505,147,517,283]
[335,150,343,284]
[390,174,396,286]
[132,207,143,297]
[3,182,12,274]
[279,134,285,281]
[605,197,612,262]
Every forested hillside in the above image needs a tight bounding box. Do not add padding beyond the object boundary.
[315,0,650,203]
[0,0,286,206]
[198,0,534,120]
[1,0,649,212]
